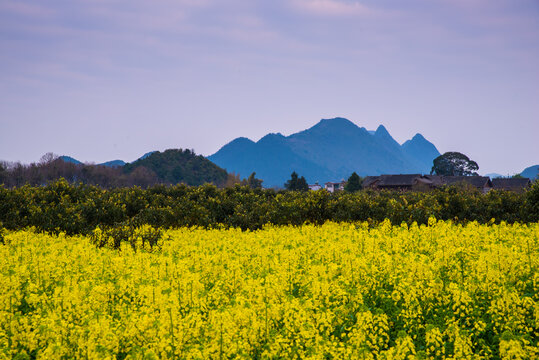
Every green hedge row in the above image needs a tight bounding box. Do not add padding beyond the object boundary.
[1,179,538,234]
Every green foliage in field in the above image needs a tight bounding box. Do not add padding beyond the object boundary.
[0,179,538,234]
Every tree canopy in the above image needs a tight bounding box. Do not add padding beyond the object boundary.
[284,171,309,191]
[123,149,228,186]
[242,172,263,189]
[344,172,362,192]
[431,152,479,176]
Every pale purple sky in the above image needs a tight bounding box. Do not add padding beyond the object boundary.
[1,0,538,175]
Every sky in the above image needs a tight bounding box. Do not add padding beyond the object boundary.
[1,0,538,175]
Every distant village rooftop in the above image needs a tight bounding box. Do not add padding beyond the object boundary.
[361,174,536,193]
[320,174,532,193]
[491,178,531,192]
[310,174,532,193]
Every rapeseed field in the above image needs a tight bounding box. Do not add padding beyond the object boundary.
[0,220,537,359]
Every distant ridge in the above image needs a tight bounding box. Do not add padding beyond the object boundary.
[484,166,538,180]
[139,151,157,160]
[521,165,539,180]
[209,117,441,187]
[58,152,156,168]
[99,160,126,167]
[485,173,505,179]
[59,155,82,165]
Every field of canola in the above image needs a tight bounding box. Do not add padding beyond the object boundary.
[0,220,538,359]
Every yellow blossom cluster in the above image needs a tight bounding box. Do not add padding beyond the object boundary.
[0,220,537,359]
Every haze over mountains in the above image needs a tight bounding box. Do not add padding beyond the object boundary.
[485,165,539,180]
[59,156,126,168]
[51,117,537,188]
[209,118,441,187]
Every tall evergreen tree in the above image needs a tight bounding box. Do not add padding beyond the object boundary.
[284,171,299,190]
[344,172,362,192]
[296,175,309,192]
[285,171,309,191]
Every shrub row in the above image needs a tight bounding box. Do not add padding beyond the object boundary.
[1,179,538,235]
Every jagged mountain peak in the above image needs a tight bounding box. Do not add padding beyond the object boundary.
[209,117,441,187]
[375,124,389,135]
[374,125,397,142]
[373,124,402,153]
[233,136,255,143]
[308,117,359,132]
[411,133,426,141]
[402,133,431,147]
[227,137,256,146]
[401,133,440,172]
[291,117,370,142]
[258,133,285,143]
[320,117,355,125]
[216,137,255,150]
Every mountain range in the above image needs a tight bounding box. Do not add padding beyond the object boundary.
[208,117,441,187]
[59,155,126,168]
[483,166,539,180]
[55,117,536,188]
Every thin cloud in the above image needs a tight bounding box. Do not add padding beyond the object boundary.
[0,0,55,18]
[290,0,374,17]
[1,0,538,172]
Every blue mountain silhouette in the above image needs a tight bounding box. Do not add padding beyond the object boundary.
[521,165,539,180]
[208,117,441,187]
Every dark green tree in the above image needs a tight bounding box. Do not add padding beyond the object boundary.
[297,175,309,192]
[344,172,362,192]
[431,152,479,176]
[284,171,309,191]
[0,163,6,185]
[243,172,263,189]
[284,171,299,190]
[525,181,539,221]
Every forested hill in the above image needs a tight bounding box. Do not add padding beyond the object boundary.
[123,149,228,186]
[0,149,229,188]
